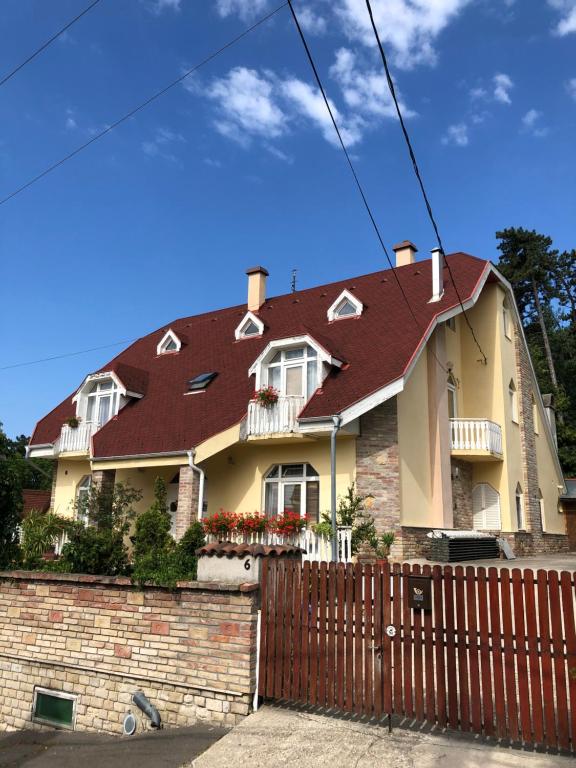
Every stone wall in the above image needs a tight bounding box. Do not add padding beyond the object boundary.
[0,571,258,734]
[355,400,401,550]
[451,459,473,530]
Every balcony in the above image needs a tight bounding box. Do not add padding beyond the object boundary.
[247,396,305,438]
[450,418,503,460]
[56,422,97,455]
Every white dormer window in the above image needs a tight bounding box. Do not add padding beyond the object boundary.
[157,329,182,355]
[327,289,363,321]
[235,311,264,340]
[266,345,318,400]
[85,378,120,427]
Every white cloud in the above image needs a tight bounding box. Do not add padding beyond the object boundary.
[521,109,548,137]
[216,0,268,21]
[297,6,328,34]
[329,47,415,119]
[493,73,513,104]
[548,1,576,35]
[141,127,185,160]
[442,122,469,146]
[65,108,77,131]
[206,67,287,145]
[147,0,181,13]
[333,0,474,69]
[566,78,576,100]
[470,86,488,101]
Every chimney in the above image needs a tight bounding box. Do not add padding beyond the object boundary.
[542,394,557,446]
[246,266,269,312]
[429,247,444,303]
[392,240,418,267]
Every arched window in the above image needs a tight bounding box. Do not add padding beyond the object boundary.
[157,328,182,354]
[503,297,512,340]
[76,475,91,525]
[266,345,318,400]
[509,380,518,423]
[264,463,319,522]
[86,378,119,427]
[447,374,458,420]
[515,483,525,530]
[472,483,501,530]
[532,394,539,434]
[538,488,545,532]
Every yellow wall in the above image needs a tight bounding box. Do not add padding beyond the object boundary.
[52,460,91,518]
[397,351,431,526]
[115,465,179,516]
[201,436,356,516]
[535,414,565,534]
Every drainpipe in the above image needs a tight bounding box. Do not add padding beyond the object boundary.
[187,450,205,520]
[330,415,342,562]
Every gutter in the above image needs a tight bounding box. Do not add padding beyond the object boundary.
[330,415,342,562]
[188,450,205,520]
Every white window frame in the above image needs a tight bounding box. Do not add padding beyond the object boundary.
[515,483,525,530]
[32,687,77,730]
[249,334,343,391]
[532,394,539,434]
[447,374,458,420]
[263,463,319,520]
[472,483,501,530]
[503,298,512,340]
[538,488,545,532]
[509,380,519,424]
[76,475,91,525]
[84,378,120,428]
[327,289,363,321]
[265,345,319,399]
[157,328,182,355]
[235,311,264,340]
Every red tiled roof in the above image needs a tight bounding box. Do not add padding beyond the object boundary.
[30,253,490,458]
[196,542,305,558]
[22,489,51,516]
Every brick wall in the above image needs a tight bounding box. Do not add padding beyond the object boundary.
[0,572,258,734]
[355,400,401,542]
[175,465,200,540]
[451,459,473,529]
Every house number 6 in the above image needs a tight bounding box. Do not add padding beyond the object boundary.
[385,625,397,638]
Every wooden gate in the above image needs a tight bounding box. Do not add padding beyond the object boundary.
[258,559,576,752]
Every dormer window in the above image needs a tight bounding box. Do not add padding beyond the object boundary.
[235,311,264,340]
[85,378,119,427]
[266,345,318,400]
[327,289,363,321]
[157,329,182,355]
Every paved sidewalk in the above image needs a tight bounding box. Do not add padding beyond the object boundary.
[189,706,572,768]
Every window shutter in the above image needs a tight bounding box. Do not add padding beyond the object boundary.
[472,483,501,530]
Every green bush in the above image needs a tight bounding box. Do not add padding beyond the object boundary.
[176,521,205,580]
[20,510,71,569]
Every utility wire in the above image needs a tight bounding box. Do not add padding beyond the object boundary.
[0,0,104,89]
[364,0,487,365]
[0,339,139,371]
[286,0,448,373]
[0,2,288,206]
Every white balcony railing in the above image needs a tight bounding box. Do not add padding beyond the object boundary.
[57,422,97,454]
[207,527,353,564]
[450,418,503,455]
[247,396,305,437]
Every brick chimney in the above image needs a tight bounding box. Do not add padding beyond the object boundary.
[392,240,418,267]
[246,266,269,312]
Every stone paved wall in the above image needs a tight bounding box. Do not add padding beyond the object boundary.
[451,459,473,530]
[0,572,258,734]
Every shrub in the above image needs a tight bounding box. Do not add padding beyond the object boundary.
[132,478,176,586]
[175,521,206,580]
[20,510,71,569]
[312,520,332,538]
[59,481,141,576]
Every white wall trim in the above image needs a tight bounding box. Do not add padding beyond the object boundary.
[248,334,343,383]
[156,328,182,355]
[327,289,363,321]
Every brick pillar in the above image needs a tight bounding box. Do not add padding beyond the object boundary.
[91,469,116,495]
[175,465,199,540]
[514,325,540,540]
[355,399,401,546]
[451,459,473,529]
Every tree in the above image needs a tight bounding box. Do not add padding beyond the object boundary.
[0,425,23,569]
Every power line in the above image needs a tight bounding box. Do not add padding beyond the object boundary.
[364,0,487,366]
[0,339,139,371]
[0,0,104,89]
[286,0,448,373]
[0,2,288,206]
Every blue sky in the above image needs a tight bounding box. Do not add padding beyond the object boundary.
[0,0,575,438]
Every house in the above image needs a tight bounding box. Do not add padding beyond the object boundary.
[27,242,569,558]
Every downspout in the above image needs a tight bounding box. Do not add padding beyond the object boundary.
[330,415,342,562]
[187,450,205,520]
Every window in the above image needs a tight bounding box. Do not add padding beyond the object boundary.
[503,298,512,340]
[235,311,264,340]
[538,488,545,531]
[264,463,319,522]
[515,483,525,530]
[76,475,91,524]
[446,316,456,332]
[472,483,501,530]
[532,394,539,434]
[188,372,217,392]
[266,345,318,400]
[86,378,119,427]
[447,374,458,420]
[509,380,518,423]
[157,329,182,355]
[33,688,76,729]
[327,289,363,321]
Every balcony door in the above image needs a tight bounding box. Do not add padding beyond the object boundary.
[266,346,318,400]
[85,379,119,427]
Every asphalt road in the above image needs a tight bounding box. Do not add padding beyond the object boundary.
[0,725,227,768]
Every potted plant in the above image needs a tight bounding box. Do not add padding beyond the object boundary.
[235,512,269,540]
[273,510,307,539]
[253,385,279,408]
[376,532,395,564]
[64,416,81,429]
[202,509,238,541]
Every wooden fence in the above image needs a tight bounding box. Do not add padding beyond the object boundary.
[258,560,576,752]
